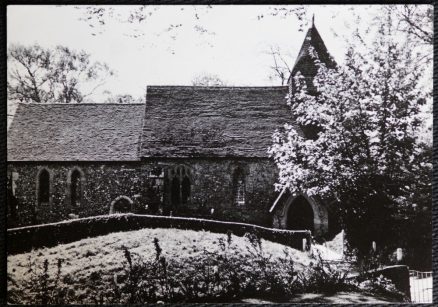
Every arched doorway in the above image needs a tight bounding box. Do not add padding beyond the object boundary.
[286,195,314,232]
[110,196,133,214]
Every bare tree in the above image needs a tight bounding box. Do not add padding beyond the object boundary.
[388,5,433,45]
[266,46,293,86]
[8,44,114,103]
[7,45,51,103]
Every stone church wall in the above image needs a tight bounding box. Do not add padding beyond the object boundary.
[7,159,278,228]
[174,159,278,226]
[7,162,147,227]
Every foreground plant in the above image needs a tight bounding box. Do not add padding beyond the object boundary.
[8,232,403,304]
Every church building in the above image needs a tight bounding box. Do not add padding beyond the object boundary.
[7,23,336,236]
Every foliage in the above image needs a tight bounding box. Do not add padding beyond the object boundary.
[112,233,302,303]
[269,12,431,253]
[357,275,406,301]
[76,5,308,39]
[385,5,433,46]
[298,252,353,294]
[7,257,72,304]
[8,44,114,103]
[354,249,386,279]
[354,250,409,302]
[103,93,145,104]
[191,73,227,86]
[8,232,367,304]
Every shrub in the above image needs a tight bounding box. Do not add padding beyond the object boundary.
[353,250,409,302]
[297,252,354,294]
[9,231,405,304]
[103,232,303,303]
[8,256,73,304]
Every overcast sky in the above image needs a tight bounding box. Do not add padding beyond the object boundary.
[7,5,406,100]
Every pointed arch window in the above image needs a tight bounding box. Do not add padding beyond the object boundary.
[233,167,246,206]
[67,167,85,207]
[71,169,81,206]
[37,169,50,205]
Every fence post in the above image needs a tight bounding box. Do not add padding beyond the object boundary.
[302,238,307,252]
[397,247,403,262]
[396,248,403,263]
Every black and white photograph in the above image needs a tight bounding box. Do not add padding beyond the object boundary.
[5,3,433,304]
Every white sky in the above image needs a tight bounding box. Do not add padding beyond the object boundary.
[6,5,407,100]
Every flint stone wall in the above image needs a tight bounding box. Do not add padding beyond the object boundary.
[7,159,278,228]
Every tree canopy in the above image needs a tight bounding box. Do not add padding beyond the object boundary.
[8,44,114,103]
[269,11,431,256]
[191,73,227,86]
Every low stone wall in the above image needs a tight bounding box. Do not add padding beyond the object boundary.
[369,265,411,300]
[7,214,311,255]
[349,265,411,300]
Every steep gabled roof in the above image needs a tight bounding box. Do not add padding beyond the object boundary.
[8,103,145,161]
[290,23,336,78]
[140,86,293,158]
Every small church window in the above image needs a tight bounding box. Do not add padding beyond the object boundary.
[38,169,50,204]
[70,169,82,206]
[233,167,246,206]
[7,172,19,226]
[8,171,19,196]
[236,179,245,205]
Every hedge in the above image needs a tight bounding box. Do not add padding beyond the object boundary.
[7,214,311,255]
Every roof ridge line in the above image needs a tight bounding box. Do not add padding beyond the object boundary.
[146,85,288,89]
[11,102,146,105]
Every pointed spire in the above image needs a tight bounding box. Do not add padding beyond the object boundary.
[288,20,336,82]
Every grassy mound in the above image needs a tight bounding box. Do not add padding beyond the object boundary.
[8,228,313,304]
[8,228,405,304]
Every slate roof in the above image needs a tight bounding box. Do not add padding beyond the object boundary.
[8,103,145,161]
[140,86,293,158]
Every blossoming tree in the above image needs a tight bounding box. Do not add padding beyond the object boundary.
[269,13,432,256]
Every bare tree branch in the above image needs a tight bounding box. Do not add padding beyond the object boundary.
[266,45,293,85]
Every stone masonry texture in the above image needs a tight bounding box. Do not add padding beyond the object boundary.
[8,159,278,228]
